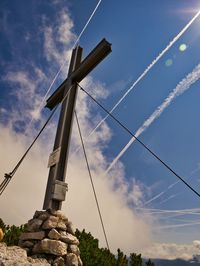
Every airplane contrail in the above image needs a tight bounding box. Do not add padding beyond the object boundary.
[158,221,200,229]
[105,63,200,174]
[25,0,102,134]
[73,0,102,48]
[144,191,165,206]
[136,207,200,216]
[89,9,200,136]
[141,207,200,222]
[158,192,181,205]
[143,181,179,206]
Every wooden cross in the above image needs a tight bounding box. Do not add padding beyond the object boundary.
[43,39,112,210]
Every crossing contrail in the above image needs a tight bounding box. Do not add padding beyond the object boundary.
[158,221,200,229]
[73,0,102,48]
[135,207,200,224]
[105,63,200,174]
[143,181,179,206]
[136,207,200,216]
[25,0,102,134]
[158,192,181,205]
[89,9,200,136]
[144,191,166,206]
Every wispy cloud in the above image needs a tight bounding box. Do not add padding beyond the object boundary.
[191,162,200,175]
[3,68,49,133]
[2,2,200,259]
[0,3,153,254]
[43,12,73,65]
[105,63,200,173]
[29,1,103,132]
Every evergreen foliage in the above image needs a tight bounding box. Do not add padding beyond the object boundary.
[75,229,155,266]
[130,252,142,266]
[0,218,26,246]
[145,259,155,266]
[116,248,128,265]
[75,229,116,265]
[0,218,155,265]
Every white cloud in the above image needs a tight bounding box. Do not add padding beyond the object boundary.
[43,10,75,68]
[127,179,144,207]
[0,92,154,254]
[3,3,200,260]
[65,153,153,253]
[143,241,200,260]
[0,5,154,256]
[58,12,76,45]
[3,68,49,132]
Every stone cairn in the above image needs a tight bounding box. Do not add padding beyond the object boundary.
[18,209,83,266]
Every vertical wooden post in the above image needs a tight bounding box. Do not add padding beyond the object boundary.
[43,39,111,210]
[43,46,82,210]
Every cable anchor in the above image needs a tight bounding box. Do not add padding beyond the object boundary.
[4,173,12,179]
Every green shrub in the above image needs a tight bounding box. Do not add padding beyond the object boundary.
[3,224,26,246]
[0,218,26,246]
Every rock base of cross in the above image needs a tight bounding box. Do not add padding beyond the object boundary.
[18,209,83,266]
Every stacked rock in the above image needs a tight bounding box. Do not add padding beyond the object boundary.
[18,209,82,266]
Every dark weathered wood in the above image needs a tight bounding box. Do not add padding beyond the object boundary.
[46,39,111,110]
[43,46,82,210]
[43,39,112,210]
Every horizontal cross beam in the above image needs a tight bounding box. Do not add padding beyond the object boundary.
[46,38,111,110]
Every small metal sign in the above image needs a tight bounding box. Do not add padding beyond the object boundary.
[48,147,61,168]
[52,180,68,201]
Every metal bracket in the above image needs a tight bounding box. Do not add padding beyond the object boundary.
[51,180,68,201]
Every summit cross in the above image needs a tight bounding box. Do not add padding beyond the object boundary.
[43,39,112,210]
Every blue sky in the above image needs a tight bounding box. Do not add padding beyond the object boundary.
[1,0,200,260]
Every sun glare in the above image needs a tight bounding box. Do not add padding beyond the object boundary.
[178,7,200,15]
[179,44,187,52]
[165,59,173,67]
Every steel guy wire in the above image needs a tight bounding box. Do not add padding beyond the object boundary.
[0,85,73,196]
[74,110,110,250]
[85,10,200,137]
[77,82,200,200]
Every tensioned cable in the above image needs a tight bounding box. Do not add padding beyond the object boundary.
[74,110,110,250]
[0,85,73,196]
[77,82,200,199]
[0,178,10,196]
[0,108,58,195]
[25,0,102,135]
[1,0,103,194]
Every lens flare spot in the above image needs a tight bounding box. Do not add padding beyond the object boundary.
[165,59,173,67]
[179,44,187,52]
